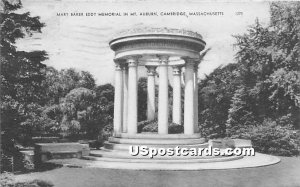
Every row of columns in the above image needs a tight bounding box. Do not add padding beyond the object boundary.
[113,56,199,135]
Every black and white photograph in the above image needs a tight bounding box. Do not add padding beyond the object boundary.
[0,0,299,186]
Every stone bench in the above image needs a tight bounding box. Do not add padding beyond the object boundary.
[32,136,60,143]
[232,139,252,148]
[34,143,90,165]
[208,139,252,149]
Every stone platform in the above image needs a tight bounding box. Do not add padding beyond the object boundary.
[50,152,279,170]
[78,135,280,170]
[104,133,207,151]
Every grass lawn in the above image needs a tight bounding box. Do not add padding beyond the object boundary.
[15,157,300,187]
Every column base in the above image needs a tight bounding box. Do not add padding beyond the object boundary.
[114,133,202,139]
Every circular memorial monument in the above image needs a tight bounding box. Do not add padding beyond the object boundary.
[105,27,212,155]
[82,27,280,170]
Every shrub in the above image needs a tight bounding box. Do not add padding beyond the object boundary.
[102,123,113,141]
[1,148,34,173]
[199,108,227,139]
[137,120,154,133]
[0,172,15,187]
[138,120,184,134]
[169,123,184,134]
[14,180,54,187]
[232,119,300,156]
[0,173,53,187]
[142,121,158,132]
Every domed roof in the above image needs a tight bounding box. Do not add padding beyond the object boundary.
[109,26,206,60]
[113,27,203,41]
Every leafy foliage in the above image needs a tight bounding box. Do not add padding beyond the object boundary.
[226,86,257,137]
[14,180,54,187]
[42,67,95,105]
[168,123,183,134]
[1,0,48,155]
[0,171,53,187]
[140,120,158,133]
[137,120,184,134]
[0,172,14,186]
[94,83,114,129]
[198,64,241,138]
[137,120,153,133]
[227,2,300,131]
[198,2,300,155]
[60,87,97,137]
[138,77,148,121]
[235,119,300,156]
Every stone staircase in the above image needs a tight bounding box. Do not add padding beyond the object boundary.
[82,133,244,167]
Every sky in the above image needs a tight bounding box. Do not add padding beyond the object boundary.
[16,0,271,85]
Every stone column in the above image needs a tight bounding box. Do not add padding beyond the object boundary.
[113,61,123,135]
[184,59,195,135]
[146,66,156,121]
[122,64,129,133]
[194,63,199,133]
[172,66,182,125]
[127,57,139,134]
[158,55,169,134]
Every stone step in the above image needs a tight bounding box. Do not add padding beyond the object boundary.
[104,142,209,150]
[208,139,252,149]
[89,149,239,160]
[108,137,206,145]
[78,153,280,170]
[114,133,202,139]
[82,154,243,163]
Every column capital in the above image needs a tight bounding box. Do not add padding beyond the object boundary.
[115,62,123,71]
[157,55,169,66]
[127,59,138,67]
[194,63,199,72]
[182,57,198,67]
[122,63,129,70]
[172,66,182,75]
[185,61,194,68]
[126,55,141,66]
[146,66,157,76]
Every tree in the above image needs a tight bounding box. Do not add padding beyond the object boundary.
[60,87,98,139]
[93,84,114,140]
[1,0,48,152]
[226,86,257,137]
[222,2,300,155]
[198,63,241,138]
[42,67,96,105]
[230,2,300,130]
[198,3,300,155]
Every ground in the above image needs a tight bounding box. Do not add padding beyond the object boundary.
[15,157,300,187]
